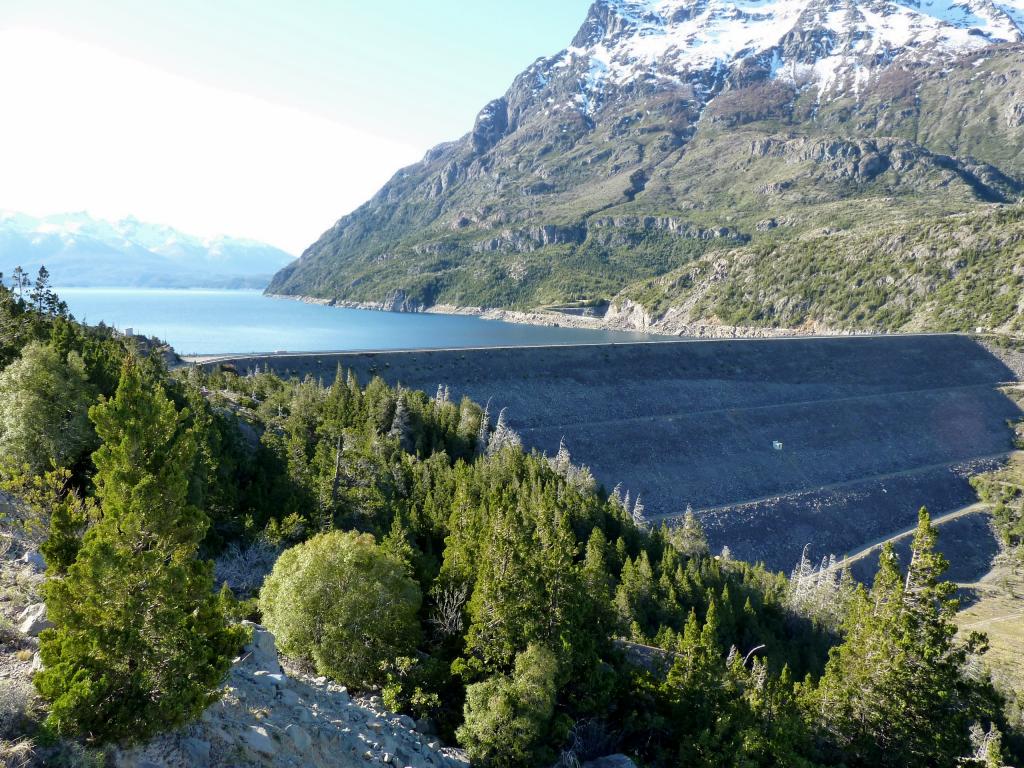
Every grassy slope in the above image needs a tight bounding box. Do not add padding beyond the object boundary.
[957,387,1024,731]
[622,203,1024,333]
[956,553,1024,730]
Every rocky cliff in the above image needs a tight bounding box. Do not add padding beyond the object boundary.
[268,0,1024,334]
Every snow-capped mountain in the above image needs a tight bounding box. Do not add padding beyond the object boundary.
[564,0,1024,101]
[0,211,295,289]
[268,0,1024,333]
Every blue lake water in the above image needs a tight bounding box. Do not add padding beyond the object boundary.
[55,288,663,355]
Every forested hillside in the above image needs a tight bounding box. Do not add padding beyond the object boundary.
[0,272,1021,766]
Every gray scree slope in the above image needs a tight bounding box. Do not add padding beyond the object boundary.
[207,335,1020,571]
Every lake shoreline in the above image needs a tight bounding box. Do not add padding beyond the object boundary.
[53,287,663,356]
[265,292,880,341]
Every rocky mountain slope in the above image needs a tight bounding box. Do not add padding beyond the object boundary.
[1,211,294,289]
[269,0,1024,334]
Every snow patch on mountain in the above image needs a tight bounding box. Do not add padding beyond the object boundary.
[557,0,1024,109]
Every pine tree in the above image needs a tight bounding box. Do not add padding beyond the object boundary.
[631,494,647,529]
[388,391,414,452]
[30,265,53,312]
[476,398,492,454]
[486,407,521,455]
[663,600,733,764]
[35,359,245,743]
[808,510,1001,767]
[671,506,710,558]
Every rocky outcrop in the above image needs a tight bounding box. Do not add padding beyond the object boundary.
[604,299,654,330]
[472,224,587,253]
[114,624,467,768]
[16,603,51,637]
[589,217,749,246]
[748,136,1024,199]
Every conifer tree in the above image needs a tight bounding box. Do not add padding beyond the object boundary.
[671,506,710,558]
[663,600,734,763]
[388,391,414,452]
[808,510,1001,767]
[35,359,245,743]
[476,398,492,454]
[487,407,521,455]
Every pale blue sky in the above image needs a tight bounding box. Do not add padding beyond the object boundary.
[0,1,591,251]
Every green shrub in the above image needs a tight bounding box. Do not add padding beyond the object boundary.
[0,342,96,474]
[456,644,560,768]
[260,529,421,688]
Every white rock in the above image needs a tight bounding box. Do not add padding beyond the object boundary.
[241,621,282,674]
[394,714,416,731]
[253,670,286,687]
[286,723,312,752]
[17,603,53,636]
[20,549,46,572]
[243,725,276,755]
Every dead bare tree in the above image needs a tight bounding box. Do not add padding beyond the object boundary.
[428,582,469,638]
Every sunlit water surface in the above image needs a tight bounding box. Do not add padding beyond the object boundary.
[56,288,665,355]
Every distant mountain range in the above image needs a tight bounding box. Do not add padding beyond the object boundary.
[269,0,1024,336]
[0,211,295,289]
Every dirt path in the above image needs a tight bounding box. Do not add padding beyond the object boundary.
[650,456,1009,522]
[959,610,1024,630]
[828,501,990,569]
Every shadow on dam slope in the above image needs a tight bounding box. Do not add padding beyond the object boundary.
[202,335,1021,573]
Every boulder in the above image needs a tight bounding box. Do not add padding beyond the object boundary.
[19,550,46,572]
[242,725,276,756]
[240,621,282,674]
[285,723,312,751]
[17,603,53,636]
[252,670,286,687]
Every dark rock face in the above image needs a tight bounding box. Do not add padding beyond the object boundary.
[267,0,1024,319]
[470,98,510,154]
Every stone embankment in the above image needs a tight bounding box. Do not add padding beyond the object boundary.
[115,624,467,768]
[192,335,1021,574]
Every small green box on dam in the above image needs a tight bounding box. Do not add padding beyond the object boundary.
[202,335,1021,572]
